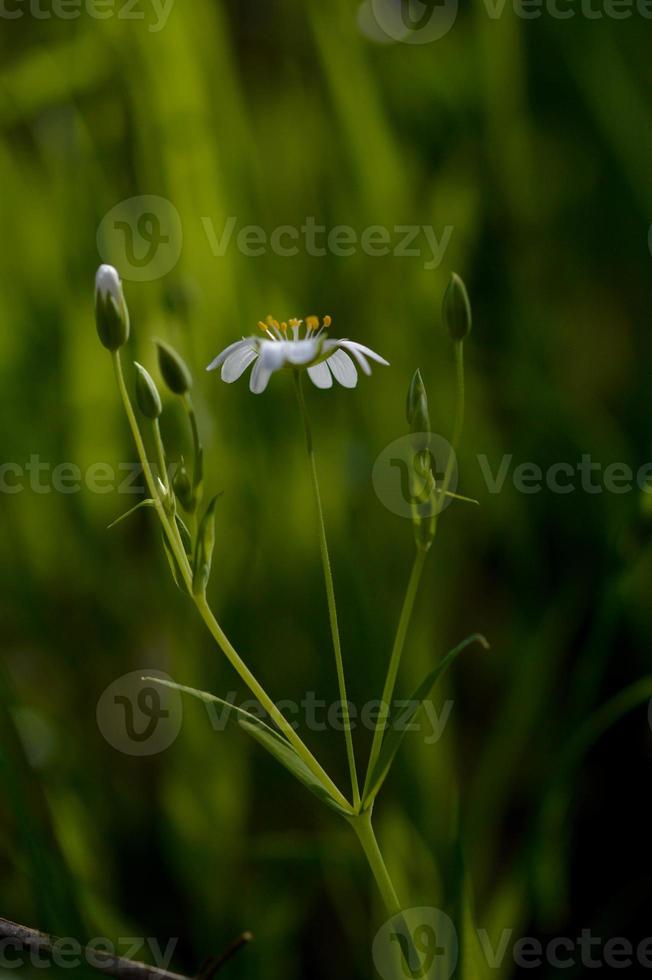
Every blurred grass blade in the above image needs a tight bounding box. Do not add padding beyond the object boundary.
[363,634,489,806]
[147,678,350,816]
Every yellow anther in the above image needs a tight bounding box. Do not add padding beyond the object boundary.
[281,321,288,332]
[306,316,319,332]
[322,315,332,329]
[257,320,269,332]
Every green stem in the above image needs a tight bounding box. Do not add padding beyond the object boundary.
[112,352,351,814]
[434,340,465,522]
[349,810,401,916]
[153,419,170,494]
[294,371,360,809]
[195,596,352,813]
[364,341,466,798]
[364,547,427,795]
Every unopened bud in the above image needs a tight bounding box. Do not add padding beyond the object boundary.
[193,495,220,596]
[134,362,162,419]
[95,265,130,351]
[156,340,193,395]
[406,369,430,433]
[173,458,194,513]
[442,272,472,341]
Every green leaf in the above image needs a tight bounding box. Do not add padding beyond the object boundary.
[192,494,221,596]
[146,678,350,816]
[161,533,188,593]
[175,514,193,555]
[238,718,350,816]
[107,498,156,529]
[363,633,489,806]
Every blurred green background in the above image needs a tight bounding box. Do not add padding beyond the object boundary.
[2,1,652,977]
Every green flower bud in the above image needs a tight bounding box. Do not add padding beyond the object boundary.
[406,369,430,433]
[155,339,193,395]
[95,265,130,351]
[173,458,194,513]
[442,272,472,341]
[193,495,220,596]
[134,362,162,419]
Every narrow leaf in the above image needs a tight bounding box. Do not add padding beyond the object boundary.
[238,718,350,816]
[147,678,349,816]
[161,533,188,593]
[107,498,156,529]
[363,633,489,805]
[192,494,221,596]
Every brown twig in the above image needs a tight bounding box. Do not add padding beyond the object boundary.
[0,918,252,980]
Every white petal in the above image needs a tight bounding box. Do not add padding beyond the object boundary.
[337,340,389,375]
[285,338,319,365]
[259,341,287,372]
[95,264,122,302]
[307,362,333,389]
[221,344,257,382]
[326,349,358,388]
[249,357,272,393]
[206,338,251,372]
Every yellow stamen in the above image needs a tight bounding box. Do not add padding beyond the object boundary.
[322,315,332,329]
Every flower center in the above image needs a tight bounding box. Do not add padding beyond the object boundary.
[257,315,332,341]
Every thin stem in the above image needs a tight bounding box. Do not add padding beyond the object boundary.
[113,353,191,582]
[349,810,401,916]
[435,340,465,521]
[364,341,466,798]
[294,371,360,809]
[153,419,170,494]
[112,353,351,813]
[195,596,352,813]
[364,548,427,794]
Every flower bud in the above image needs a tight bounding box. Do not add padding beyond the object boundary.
[406,369,430,433]
[134,362,162,419]
[442,272,472,341]
[193,495,220,596]
[155,340,193,395]
[173,458,194,513]
[95,265,130,350]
